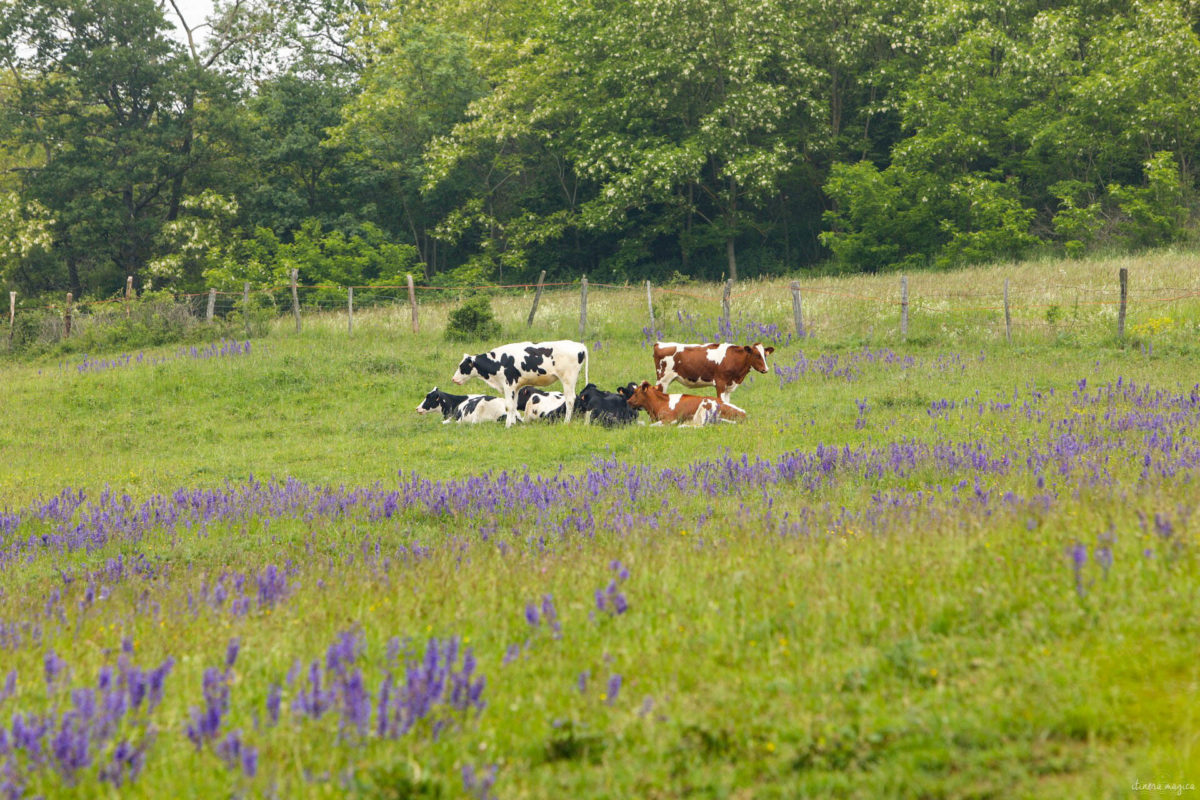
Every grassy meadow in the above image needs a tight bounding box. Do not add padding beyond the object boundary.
[1,250,1200,798]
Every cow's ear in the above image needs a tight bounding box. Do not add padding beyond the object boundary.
[744,345,754,353]
[765,346,775,355]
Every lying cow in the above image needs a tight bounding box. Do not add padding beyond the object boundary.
[517,386,567,422]
[576,383,640,427]
[452,340,588,427]
[625,381,746,425]
[416,387,513,424]
[653,341,774,403]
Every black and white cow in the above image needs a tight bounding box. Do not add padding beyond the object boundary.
[452,340,588,427]
[416,387,513,424]
[576,383,640,427]
[516,386,567,422]
[453,395,512,424]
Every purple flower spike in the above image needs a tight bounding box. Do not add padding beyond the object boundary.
[44,651,68,691]
[265,684,281,726]
[225,639,241,672]
[524,603,540,627]
[606,674,622,706]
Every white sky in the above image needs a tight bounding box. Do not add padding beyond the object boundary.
[163,0,217,46]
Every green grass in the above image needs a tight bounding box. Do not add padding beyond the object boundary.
[1,253,1199,798]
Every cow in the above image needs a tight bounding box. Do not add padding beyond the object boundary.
[517,386,567,422]
[576,383,640,427]
[416,388,513,424]
[624,381,746,426]
[452,340,588,427]
[653,342,775,403]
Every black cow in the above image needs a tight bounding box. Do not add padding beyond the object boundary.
[577,382,641,427]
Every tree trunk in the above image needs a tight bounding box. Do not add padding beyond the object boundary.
[726,175,738,282]
[167,92,195,222]
[67,257,82,298]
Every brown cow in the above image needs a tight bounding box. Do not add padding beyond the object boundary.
[653,342,774,403]
[625,381,747,426]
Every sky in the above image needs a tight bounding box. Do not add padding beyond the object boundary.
[163,0,217,46]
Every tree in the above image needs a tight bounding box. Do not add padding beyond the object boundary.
[0,0,241,294]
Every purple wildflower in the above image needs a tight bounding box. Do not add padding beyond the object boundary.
[606,674,622,706]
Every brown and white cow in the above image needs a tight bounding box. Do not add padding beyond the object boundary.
[652,342,774,403]
[625,381,746,426]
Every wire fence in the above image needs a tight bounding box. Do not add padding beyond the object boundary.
[6,266,1200,354]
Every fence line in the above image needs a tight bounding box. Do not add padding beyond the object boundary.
[9,269,1200,353]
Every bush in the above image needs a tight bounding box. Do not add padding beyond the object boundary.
[445,295,501,342]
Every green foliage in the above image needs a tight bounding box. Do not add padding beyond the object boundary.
[6,0,1200,290]
[936,176,1039,267]
[820,162,943,272]
[203,220,419,290]
[444,294,501,341]
[1107,151,1189,249]
[1051,181,1105,257]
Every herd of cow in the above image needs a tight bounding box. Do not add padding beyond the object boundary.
[416,339,775,427]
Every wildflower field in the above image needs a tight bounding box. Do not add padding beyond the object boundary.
[2,252,1200,798]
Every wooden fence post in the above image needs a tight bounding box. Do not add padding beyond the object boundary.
[242,282,250,337]
[64,292,73,339]
[579,275,588,338]
[125,276,133,318]
[206,288,217,323]
[1118,267,1128,339]
[900,275,908,340]
[348,286,354,336]
[646,280,655,330]
[290,268,301,332]
[7,291,14,350]
[407,274,418,334]
[790,281,803,338]
[1003,278,1012,344]
[722,279,732,328]
[527,269,546,327]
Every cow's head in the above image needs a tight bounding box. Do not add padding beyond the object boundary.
[625,381,660,411]
[416,387,442,413]
[451,355,476,385]
[516,385,539,411]
[575,383,601,411]
[615,382,638,400]
[746,343,775,374]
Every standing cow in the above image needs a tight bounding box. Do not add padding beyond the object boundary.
[452,340,588,427]
[653,341,774,403]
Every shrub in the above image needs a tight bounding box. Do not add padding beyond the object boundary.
[445,295,501,342]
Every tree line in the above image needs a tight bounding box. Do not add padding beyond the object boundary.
[1,0,1198,299]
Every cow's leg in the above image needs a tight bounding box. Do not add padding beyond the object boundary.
[504,386,517,428]
[656,359,674,392]
[562,375,577,423]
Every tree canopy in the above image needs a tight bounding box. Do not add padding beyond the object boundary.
[2,0,1199,296]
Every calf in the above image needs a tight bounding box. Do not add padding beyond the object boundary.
[452,340,588,427]
[517,386,567,422]
[625,381,746,425]
[576,383,640,427]
[453,395,513,424]
[653,341,774,403]
[416,388,513,424]
[416,387,473,422]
